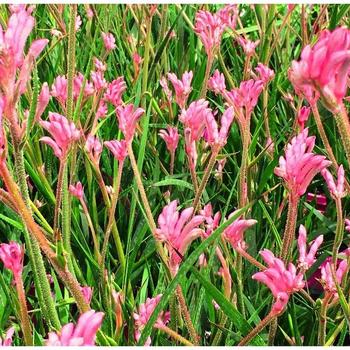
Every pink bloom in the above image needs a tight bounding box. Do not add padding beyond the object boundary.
[198,253,207,268]
[159,126,179,154]
[104,140,128,162]
[51,75,67,106]
[104,77,127,107]
[217,5,238,30]
[237,37,260,56]
[81,286,93,305]
[46,310,104,346]
[85,134,102,164]
[223,213,257,250]
[0,97,6,160]
[96,100,108,119]
[253,249,305,315]
[35,82,50,121]
[345,218,350,232]
[132,52,142,66]
[73,72,94,99]
[0,326,15,346]
[91,71,107,91]
[93,57,106,72]
[85,5,94,19]
[321,164,346,198]
[200,203,221,238]
[306,193,327,213]
[215,157,227,181]
[274,128,331,196]
[102,32,116,51]
[0,242,24,277]
[116,104,144,143]
[297,106,311,130]
[255,63,275,85]
[167,71,193,109]
[39,112,81,160]
[69,182,84,200]
[208,69,226,95]
[75,15,82,31]
[321,260,348,298]
[160,77,172,102]
[50,29,62,37]
[297,225,323,271]
[155,200,205,272]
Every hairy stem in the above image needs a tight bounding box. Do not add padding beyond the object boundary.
[157,324,194,346]
[200,55,213,99]
[53,160,65,237]
[334,104,350,167]
[318,293,331,345]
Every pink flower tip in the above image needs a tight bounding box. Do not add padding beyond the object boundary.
[69,182,84,200]
[0,242,24,277]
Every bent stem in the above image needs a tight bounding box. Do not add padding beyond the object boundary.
[157,324,194,346]
[318,293,332,345]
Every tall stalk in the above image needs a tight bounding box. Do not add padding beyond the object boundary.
[318,293,332,345]
[334,104,350,167]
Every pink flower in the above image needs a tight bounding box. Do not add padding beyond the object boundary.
[39,112,81,160]
[0,97,6,160]
[306,193,327,213]
[0,242,24,277]
[160,77,172,102]
[205,106,234,147]
[35,82,50,121]
[51,75,67,106]
[223,213,257,250]
[81,286,93,305]
[297,106,311,130]
[104,77,127,107]
[73,72,94,99]
[85,134,102,164]
[102,32,116,51]
[93,57,106,72]
[200,203,221,238]
[0,326,15,346]
[69,182,84,200]
[96,100,108,119]
[198,253,208,268]
[255,63,275,85]
[155,200,205,272]
[91,71,107,91]
[321,260,348,298]
[116,104,144,143]
[46,310,104,346]
[253,249,305,315]
[297,225,323,271]
[217,5,238,30]
[321,165,346,198]
[85,5,94,19]
[167,71,193,109]
[237,37,260,56]
[274,128,331,196]
[345,218,350,232]
[104,140,128,162]
[208,70,226,95]
[159,126,179,154]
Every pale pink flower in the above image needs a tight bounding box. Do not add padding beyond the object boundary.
[160,77,172,102]
[167,71,193,109]
[200,203,221,238]
[297,225,323,271]
[116,104,144,143]
[253,249,305,315]
[265,137,274,156]
[75,15,82,31]
[198,253,208,268]
[217,5,238,30]
[184,129,198,167]
[255,63,275,85]
[69,182,84,200]
[104,77,127,107]
[0,326,15,346]
[46,310,104,346]
[81,286,93,305]
[208,70,226,95]
[345,218,350,232]
[215,157,227,181]
[159,126,179,154]
[155,200,205,272]
[85,134,102,164]
[50,29,62,37]
[73,72,94,99]
[102,32,116,51]
[51,75,67,106]
[104,140,128,162]
[91,71,107,91]
[321,165,346,198]
[85,5,94,19]
[274,128,331,196]
[297,106,311,130]
[237,37,260,56]
[39,112,81,160]
[96,100,108,119]
[0,242,24,277]
[320,260,348,298]
[35,82,50,120]
[93,57,106,72]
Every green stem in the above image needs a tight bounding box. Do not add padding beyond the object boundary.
[318,293,331,345]
[334,104,350,167]
[53,160,65,237]
[141,10,152,107]
[333,197,344,265]
[158,324,194,346]
[200,54,213,99]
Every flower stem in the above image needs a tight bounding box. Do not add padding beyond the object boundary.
[200,55,213,99]
[318,293,332,345]
[334,104,350,167]
[333,197,344,265]
[236,248,266,270]
[53,160,65,238]
[170,150,175,176]
[157,324,194,346]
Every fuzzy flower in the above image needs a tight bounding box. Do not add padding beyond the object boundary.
[85,134,102,164]
[159,126,179,154]
[81,286,93,305]
[160,77,172,102]
[91,71,107,91]
[73,72,94,99]
[321,165,346,198]
[133,295,170,346]
[104,140,128,162]
[167,71,193,109]
[102,32,116,51]
[96,100,108,119]
[46,310,104,346]
[253,249,305,315]
[39,112,81,160]
[297,225,323,271]
[237,37,260,56]
[0,242,24,277]
[255,63,275,85]
[51,75,67,106]
[69,182,84,200]
[155,200,205,272]
[200,203,221,238]
[320,260,348,298]
[297,106,311,130]
[274,128,331,196]
[104,77,127,107]
[0,327,15,346]
[35,82,50,121]
[116,104,144,143]
[208,69,226,95]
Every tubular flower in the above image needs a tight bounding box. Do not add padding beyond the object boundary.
[253,249,305,315]
[35,83,50,121]
[96,100,108,119]
[133,295,170,346]
[51,75,67,106]
[217,5,238,30]
[159,126,179,154]
[159,77,172,102]
[208,69,226,95]
[274,128,331,196]
[102,32,116,51]
[255,63,275,85]
[155,200,205,272]
[0,242,24,277]
[0,327,15,346]
[46,310,104,346]
[200,203,221,238]
[306,193,327,213]
[289,27,350,105]
[167,71,193,109]
[297,106,311,130]
[93,57,106,72]
[69,182,84,201]
[237,37,260,56]
[85,134,102,164]
[39,112,81,160]
[81,286,93,305]
[91,71,107,91]
[104,77,127,107]
[116,104,145,143]
[223,212,257,250]
[320,260,348,298]
[73,72,94,99]
[321,164,346,199]
[297,225,323,271]
[104,140,128,162]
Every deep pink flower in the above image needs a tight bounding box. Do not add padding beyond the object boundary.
[208,70,226,95]
[81,286,93,305]
[0,242,24,277]
[321,260,348,298]
[104,77,127,107]
[35,82,50,121]
[237,37,260,56]
[297,106,311,130]
[297,225,323,271]
[155,200,205,272]
[167,71,193,109]
[306,193,327,213]
[46,310,104,346]
[200,203,221,238]
[51,75,67,106]
[96,100,108,119]
[253,249,305,315]
[69,182,84,200]
[274,128,331,196]
[159,126,179,154]
[255,63,275,85]
[104,140,128,162]
[102,32,116,51]
[39,112,81,160]
[0,326,15,346]
[73,72,94,99]
[85,134,102,164]
[116,104,144,143]
[321,165,346,198]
